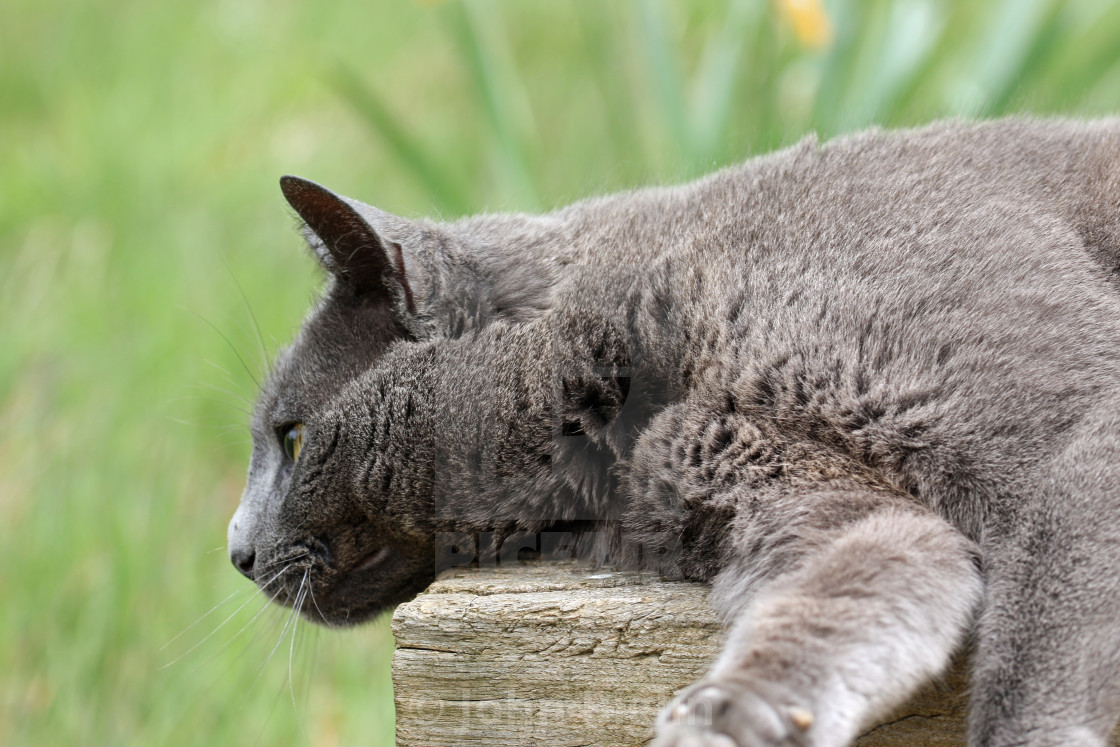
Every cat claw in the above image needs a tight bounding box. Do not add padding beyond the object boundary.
[651,679,813,747]
[786,707,814,732]
[651,725,740,747]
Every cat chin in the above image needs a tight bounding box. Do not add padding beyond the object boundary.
[303,575,432,628]
[295,547,436,628]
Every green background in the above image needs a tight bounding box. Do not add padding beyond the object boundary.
[4,0,1120,744]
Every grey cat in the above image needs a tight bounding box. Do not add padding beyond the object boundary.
[228,118,1120,746]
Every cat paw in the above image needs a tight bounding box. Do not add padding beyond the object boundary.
[651,679,815,747]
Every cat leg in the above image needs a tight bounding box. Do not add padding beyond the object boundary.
[650,485,983,747]
[968,405,1120,747]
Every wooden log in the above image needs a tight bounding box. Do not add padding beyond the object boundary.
[390,561,1109,746]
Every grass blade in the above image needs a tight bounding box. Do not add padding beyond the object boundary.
[333,66,472,215]
[446,0,540,209]
[690,0,763,165]
[634,0,693,167]
[839,0,946,128]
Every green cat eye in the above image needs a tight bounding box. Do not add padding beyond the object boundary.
[282,423,304,462]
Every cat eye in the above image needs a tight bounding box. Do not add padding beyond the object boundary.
[281,423,305,462]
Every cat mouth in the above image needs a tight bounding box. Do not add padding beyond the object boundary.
[353,546,391,573]
[302,543,434,627]
[256,534,435,627]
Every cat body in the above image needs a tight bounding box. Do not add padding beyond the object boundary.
[229,118,1120,746]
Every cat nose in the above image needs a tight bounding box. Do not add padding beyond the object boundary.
[230,548,256,580]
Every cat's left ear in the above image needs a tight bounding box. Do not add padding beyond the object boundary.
[280,176,418,311]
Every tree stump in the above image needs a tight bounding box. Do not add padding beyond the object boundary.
[390,561,1109,746]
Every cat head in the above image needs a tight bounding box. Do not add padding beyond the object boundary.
[226,179,595,625]
[230,294,635,627]
[226,178,435,623]
[234,343,443,626]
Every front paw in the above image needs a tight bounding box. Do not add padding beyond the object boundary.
[651,679,815,747]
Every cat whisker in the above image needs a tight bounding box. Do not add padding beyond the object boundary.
[162,394,252,425]
[216,435,253,448]
[183,307,261,389]
[306,576,329,625]
[253,551,309,575]
[254,562,299,589]
[200,360,256,404]
[297,623,320,721]
[185,596,278,680]
[169,391,253,421]
[254,581,304,689]
[220,251,271,375]
[218,441,253,450]
[244,590,300,702]
[203,356,250,391]
[289,569,310,713]
[160,563,293,669]
[194,378,255,411]
[202,356,238,380]
[163,416,211,431]
[186,566,303,677]
[159,585,246,653]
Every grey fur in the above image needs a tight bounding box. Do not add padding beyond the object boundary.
[230,118,1120,746]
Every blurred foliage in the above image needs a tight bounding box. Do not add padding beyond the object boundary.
[2,0,1120,745]
[341,0,1120,214]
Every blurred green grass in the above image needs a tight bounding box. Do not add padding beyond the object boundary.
[3,0,1120,745]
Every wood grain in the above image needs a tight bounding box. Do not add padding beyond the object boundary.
[391,562,1111,746]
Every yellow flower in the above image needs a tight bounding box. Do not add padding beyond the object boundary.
[777,0,834,50]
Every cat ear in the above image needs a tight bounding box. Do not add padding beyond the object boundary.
[279,176,415,310]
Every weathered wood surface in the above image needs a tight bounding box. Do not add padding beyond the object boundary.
[390,562,1111,746]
